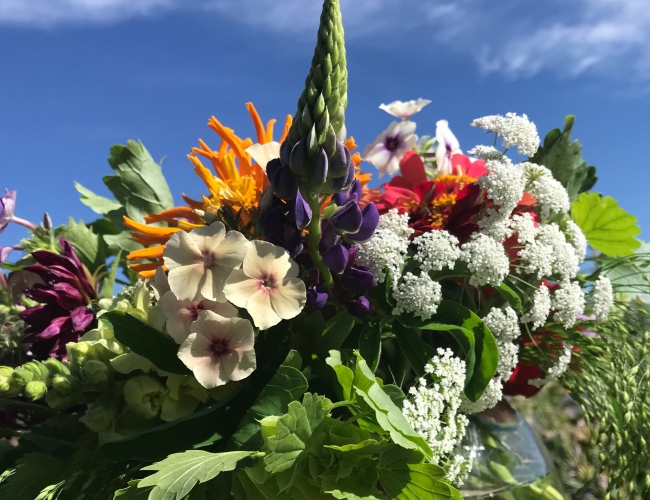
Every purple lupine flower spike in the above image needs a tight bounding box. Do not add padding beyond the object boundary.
[329,201,363,234]
[322,244,349,274]
[346,203,379,243]
[293,189,312,230]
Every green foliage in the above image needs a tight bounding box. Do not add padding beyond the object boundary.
[57,217,108,274]
[76,181,123,214]
[598,240,650,303]
[571,191,641,257]
[114,481,152,499]
[139,450,258,500]
[102,250,123,299]
[529,115,597,203]
[0,452,69,499]
[358,321,382,373]
[101,311,191,376]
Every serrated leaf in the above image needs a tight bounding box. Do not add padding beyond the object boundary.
[75,182,123,214]
[57,218,107,274]
[0,452,69,499]
[571,192,641,257]
[114,481,152,499]
[139,450,258,500]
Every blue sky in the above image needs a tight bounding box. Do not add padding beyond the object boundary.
[2,0,649,249]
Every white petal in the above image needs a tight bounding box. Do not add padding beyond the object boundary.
[151,267,170,301]
[243,240,295,279]
[203,299,238,318]
[395,120,417,137]
[223,317,255,351]
[164,231,201,270]
[270,279,306,320]
[189,222,226,255]
[246,142,281,172]
[247,290,282,330]
[213,231,249,269]
[202,264,235,302]
[191,357,231,389]
[177,333,203,370]
[168,264,205,301]
[223,269,260,308]
[222,348,256,382]
[160,292,196,344]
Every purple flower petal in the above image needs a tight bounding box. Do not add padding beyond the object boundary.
[346,203,379,243]
[0,189,16,234]
[293,188,312,230]
[313,148,328,184]
[346,296,371,318]
[330,200,363,234]
[340,267,376,292]
[322,244,349,274]
[70,306,95,332]
[307,285,328,311]
[35,316,70,340]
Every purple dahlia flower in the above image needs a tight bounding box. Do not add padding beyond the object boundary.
[20,238,98,360]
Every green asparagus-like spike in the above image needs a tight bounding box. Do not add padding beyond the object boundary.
[287,0,347,156]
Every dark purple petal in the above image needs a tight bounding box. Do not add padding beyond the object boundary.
[280,140,292,165]
[340,267,376,292]
[70,306,95,332]
[313,148,328,184]
[346,296,371,318]
[346,203,379,243]
[322,244,349,274]
[266,158,282,179]
[289,139,309,176]
[263,206,286,240]
[52,282,85,309]
[272,165,298,200]
[319,220,337,254]
[293,189,312,230]
[328,140,350,179]
[330,201,363,234]
[348,179,362,204]
[307,285,328,311]
[35,316,70,340]
[59,238,85,272]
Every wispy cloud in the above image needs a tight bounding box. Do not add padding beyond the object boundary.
[3,0,650,83]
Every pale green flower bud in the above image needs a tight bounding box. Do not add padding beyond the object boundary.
[52,374,75,395]
[81,360,110,389]
[80,398,118,432]
[0,367,21,396]
[43,358,70,376]
[46,389,79,410]
[124,375,167,419]
[13,366,35,386]
[67,342,99,367]
[25,381,47,400]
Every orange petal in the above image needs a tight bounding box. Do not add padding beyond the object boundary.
[129,261,164,272]
[246,102,267,145]
[208,117,253,176]
[135,265,168,280]
[182,193,205,210]
[218,138,229,159]
[351,152,364,167]
[177,220,206,231]
[127,246,165,261]
[280,115,293,143]
[265,119,276,143]
[144,207,203,225]
[189,156,222,196]
[345,136,358,153]
[123,216,183,237]
[131,232,174,246]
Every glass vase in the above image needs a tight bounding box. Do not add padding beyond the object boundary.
[459,400,567,500]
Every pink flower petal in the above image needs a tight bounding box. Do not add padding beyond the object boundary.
[270,278,307,320]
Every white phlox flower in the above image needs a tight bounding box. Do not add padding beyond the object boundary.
[379,98,431,120]
[223,240,306,330]
[392,272,442,320]
[178,311,256,389]
[593,276,614,322]
[402,348,468,464]
[460,233,510,287]
[246,142,281,172]
[435,120,462,176]
[521,163,570,220]
[150,266,171,301]
[355,209,412,285]
[565,220,587,264]
[471,112,540,157]
[460,378,503,414]
[482,307,520,380]
[468,145,502,160]
[364,121,418,178]
[412,230,461,273]
[160,291,238,344]
[529,343,573,388]
[163,222,249,302]
[552,281,585,329]
[520,284,551,331]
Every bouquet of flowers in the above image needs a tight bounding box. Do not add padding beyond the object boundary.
[1,1,648,499]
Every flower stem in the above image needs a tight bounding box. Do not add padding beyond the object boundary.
[11,217,36,231]
[306,194,334,292]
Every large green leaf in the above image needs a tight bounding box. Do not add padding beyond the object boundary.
[105,140,174,224]
[101,311,190,376]
[358,321,382,373]
[101,250,123,299]
[528,115,597,203]
[571,192,641,257]
[378,446,457,500]
[352,356,433,461]
[319,312,356,358]
[114,481,152,499]
[57,218,107,274]
[75,182,123,215]
[0,453,69,499]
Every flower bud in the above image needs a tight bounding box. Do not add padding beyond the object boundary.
[313,148,328,185]
[25,381,47,400]
[289,139,310,177]
[327,139,351,179]
[124,375,167,419]
[43,212,53,230]
[46,389,79,410]
[44,358,70,376]
[67,342,99,368]
[81,360,110,389]
[80,397,118,432]
[0,367,21,396]
[52,374,74,395]
[271,165,298,201]
[12,367,35,386]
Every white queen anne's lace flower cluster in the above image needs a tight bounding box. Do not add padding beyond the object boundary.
[522,163,570,220]
[529,343,573,388]
[483,307,520,380]
[565,220,587,264]
[392,272,442,320]
[517,223,580,281]
[460,233,510,287]
[355,209,413,284]
[446,450,476,486]
[520,284,552,331]
[593,276,614,322]
[412,230,461,273]
[553,281,585,329]
[471,112,540,157]
[468,145,502,160]
[403,349,469,464]
[460,378,504,415]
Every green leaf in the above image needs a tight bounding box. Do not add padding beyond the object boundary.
[264,393,333,473]
[0,452,69,499]
[102,250,123,299]
[75,182,123,215]
[319,312,356,358]
[114,481,152,499]
[105,140,174,224]
[139,450,258,500]
[529,115,597,203]
[326,351,355,401]
[101,311,190,375]
[358,321,382,373]
[378,446,457,500]
[57,218,107,274]
[571,192,641,257]
[352,355,433,461]
[495,282,523,313]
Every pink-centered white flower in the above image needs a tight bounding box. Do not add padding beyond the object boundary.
[163,222,249,302]
[379,99,431,121]
[435,120,462,176]
[178,311,256,389]
[246,142,281,172]
[223,240,306,330]
[160,291,238,344]
[364,121,418,178]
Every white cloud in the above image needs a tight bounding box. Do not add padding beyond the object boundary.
[2,0,650,82]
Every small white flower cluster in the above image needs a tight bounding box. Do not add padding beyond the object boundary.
[471,112,540,157]
[521,163,570,220]
[483,307,520,380]
[529,344,573,388]
[412,230,461,273]
[520,284,552,331]
[460,378,504,415]
[460,233,510,287]
[355,209,413,284]
[468,145,502,160]
[478,158,526,217]
[552,281,585,329]
[403,349,469,464]
[509,213,538,244]
[446,450,476,486]
[593,276,614,322]
[518,223,580,281]
[392,272,443,320]
[565,220,587,264]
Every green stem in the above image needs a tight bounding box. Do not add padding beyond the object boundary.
[306,194,334,291]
